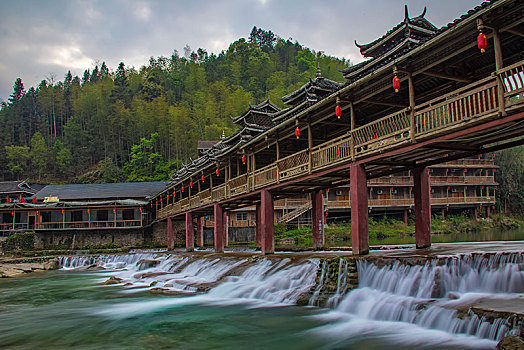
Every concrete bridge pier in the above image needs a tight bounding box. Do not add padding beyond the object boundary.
[350,164,369,255]
[260,190,275,254]
[214,204,224,253]
[255,203,262,249]
[223,210,229,247]
[196,217,204,248]
[414,167,431,249]
[167,217,175,250]
[312,190,325,249]
[185,212,194,252]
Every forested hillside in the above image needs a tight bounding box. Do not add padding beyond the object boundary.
[0,27,349,183]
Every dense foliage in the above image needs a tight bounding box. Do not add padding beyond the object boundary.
[0,27,348,183]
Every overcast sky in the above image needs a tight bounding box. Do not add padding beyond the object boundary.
[0,0,482,102]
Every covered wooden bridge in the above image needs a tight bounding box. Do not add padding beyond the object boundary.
[153,0,524,255]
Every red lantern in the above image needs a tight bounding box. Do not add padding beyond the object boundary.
[336,148,340,156]
[392,76,400,93]
[173,190,176,196]
[181,186,184,192]
[216,168,220,176]
[335,105,342,119]
[167,194,170,200]
[32,197,37,203]
[201,175,205,182]
[242,155,247,164]
[20,197,25,203]
[477,32,487,53]
[190,181,193,188]
[295,127,301,139]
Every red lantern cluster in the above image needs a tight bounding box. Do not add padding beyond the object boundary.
[335,105,342,119]
[295,127,301,139]
[477,32,487,53]
[242,155,247,164]
[392,76,400,93]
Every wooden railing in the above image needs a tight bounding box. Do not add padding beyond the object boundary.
[499,61,524,104]
[212,185,226,201]
[311,133,352,170]
[254,164,278,189]
[277,149,309,181]
[353,109,410,155]
[228,174,248,196]
[415,77,498,136]
[157,60,523,219]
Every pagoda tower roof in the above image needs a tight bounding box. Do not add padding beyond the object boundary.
[281,64,343,107]
[232,98,281,128]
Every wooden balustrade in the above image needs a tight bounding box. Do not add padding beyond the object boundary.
[352,109,410,155]
[254,164,278,189]
[441,159,495,166]
[228,174,248,196]
[498,60,524,103]
[200,189,212,205]
[212,185,226,201]
[277,149,309,181]
[311,133,352,170]
[415,77,498,136]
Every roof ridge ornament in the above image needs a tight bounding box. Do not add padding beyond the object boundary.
[404,5,409,23]
[316,61,322,79]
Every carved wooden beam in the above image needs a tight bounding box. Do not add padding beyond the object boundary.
[421,70,472,83]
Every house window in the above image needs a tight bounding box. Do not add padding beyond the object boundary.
[377,190,384,195]
[72,211,83,222]
[123,209,134,220]
[236,212,248,221]
[97,210,108,221]
[335,190,343,196]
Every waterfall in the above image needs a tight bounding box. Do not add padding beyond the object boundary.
[329,253,524,345]
[59,253,319,305]
[59,251,523,347]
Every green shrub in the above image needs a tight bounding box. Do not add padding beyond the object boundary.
[1,231,35,252]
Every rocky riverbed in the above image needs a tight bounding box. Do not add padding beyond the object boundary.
[0,257,59,278]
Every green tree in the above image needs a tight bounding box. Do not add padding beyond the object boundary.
[124,133,170,181]
[30,131,49,180]
[53,140,73,177]
[5,145,30,179]
[495,146,524,216]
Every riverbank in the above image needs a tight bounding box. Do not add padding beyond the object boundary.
[276,214,523,246]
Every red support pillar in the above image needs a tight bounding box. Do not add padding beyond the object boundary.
[312,190,325,249]
[196,217,204,248]
[441,208,446,221]
[223,210,229,247]
[260,190,274,254]
[350,163,369,255]
[214,204,224,253]
[185,212,194,252]
[487,205,491,218]
[255,203,262,249]
[167,217,174,250]
[414,167,431,249]
[404,209,409,226]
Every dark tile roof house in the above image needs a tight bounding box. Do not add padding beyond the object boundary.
[33,182,169,202]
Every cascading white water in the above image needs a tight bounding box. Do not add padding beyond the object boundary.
[60,253,319,305]
[60,251,522,348]
[332,253,523,344]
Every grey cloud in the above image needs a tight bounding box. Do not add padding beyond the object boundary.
[0,0,480,101]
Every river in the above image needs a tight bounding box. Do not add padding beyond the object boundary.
[1,249,521,349]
